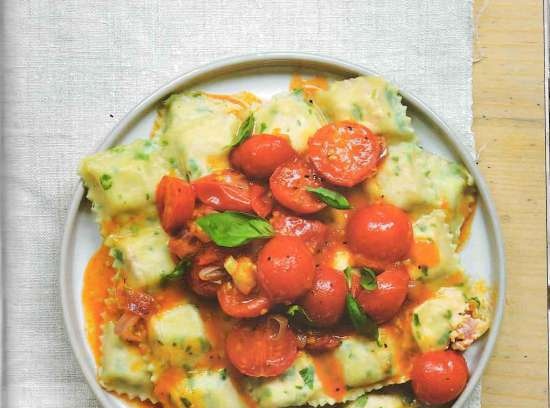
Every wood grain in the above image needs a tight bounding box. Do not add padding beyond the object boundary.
[473,0,548,406]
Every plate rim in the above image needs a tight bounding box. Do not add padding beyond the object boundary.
[60,52,506,408]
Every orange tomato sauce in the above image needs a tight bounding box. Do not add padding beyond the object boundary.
[289,74,329,98]
[82,246,117,362]
[410,240,440,267]
[311,352,347,402]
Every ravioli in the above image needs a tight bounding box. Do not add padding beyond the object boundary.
[254,90,327,152]
[158,92,249,180]
[98,322,155,401]
[344,393,409,408]
[105,220,175,290]
[365,142,474,237]
[79,139,173,221]
[167,369,248,408]
[313,76,414,142]
[148,303,211,371]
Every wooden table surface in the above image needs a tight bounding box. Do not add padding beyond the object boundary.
[473,0,548,406]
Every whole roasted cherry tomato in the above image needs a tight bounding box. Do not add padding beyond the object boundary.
[217,281,271,318]
[193,170,251,212]
[300,266,347,327]
[269,157,326,214]
[257,236,315,303]
[270,211,328,253]
[155,175,196,235]
[250,184,273,218]
[355,264,409,324]
[411,350,469,405]
[307,121,384,187]
[230,134,296,179]
[346,203,413,266]
[226,317,299,377]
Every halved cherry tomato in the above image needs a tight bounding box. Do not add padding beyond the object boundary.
[230,134,296,179]
[307,121,384,187]
[346,203,413,266]
[226,317,299,377]
[168,232,200,260]
[355,264,409,324]
[411,350,469,405]
[155,175,196,235]
[300,266,347,327]
[270,211,328,253]
[269,157,326,214]
[250,184,273,218]
[257,236,315,303]
[193,170,251,212]
[217,281,271,318]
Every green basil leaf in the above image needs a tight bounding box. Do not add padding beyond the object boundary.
[359,267,377,291]
[196,211,274,247]
[230,114,255,147]
[299,366,314,390]
[343,266,354,290]
[161,257,192,285]
[306,187,351,209]
[287,304,312,323]
[346,294,378,339]
[100,174,113,190]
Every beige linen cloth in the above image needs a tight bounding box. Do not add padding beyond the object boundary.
[2,0,478,406]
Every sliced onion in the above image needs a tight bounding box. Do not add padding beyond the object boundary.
[267,315,288,341]
[197,266,227,282]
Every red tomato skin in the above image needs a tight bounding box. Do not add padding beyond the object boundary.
[217,282,271,318]
[307,121,384,187]
[355,264,409,324]
[257,236,315,303]
[193,170,251,212]
[155,176,196,235]
[411,350,469,405]
[226,319,299,377]
[230,134,296,179]
[300,267,347,327]
[270,211,328,253]
[250,184,273,218]
[269,157,326,214]
[346,203,413,265]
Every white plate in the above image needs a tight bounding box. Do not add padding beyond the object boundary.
[60,53,506,408]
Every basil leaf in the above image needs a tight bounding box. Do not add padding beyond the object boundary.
[161,257,192,285]
[306,187,351,209]
[230,114,254,147]
[343,266,354,290]
[359,267,377,291]
[346,294,378,339]
[287,305,312,323]
[299,366,314,390]
[100,174,113,190]
[196,211,274,247]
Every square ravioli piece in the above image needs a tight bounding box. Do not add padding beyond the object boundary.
[254,90,327,152]
[148,303,211,371]
[343,393,410,408]
[79,139,173,221]
[166,368,248,408]
[313,76,414,143]
[105,220,175,290]
[98,322,155,402]
[158,92,250,180]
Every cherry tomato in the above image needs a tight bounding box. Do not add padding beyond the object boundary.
[355,264,409,324]
[250,184,273,218]
[270,211,328,253]
[193,170,251,212]
[187,264,223,298]
[217,281,271,318]
[155,176,196,235]
[230,134,296,179]
[226,317,299,377]
[346,203,413,266]
[411,350,469,405]
[300,266,347,327]
[257,236,315,303]
[307,121,384,187]
[269,157,326,214]
[187,247,228,298]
